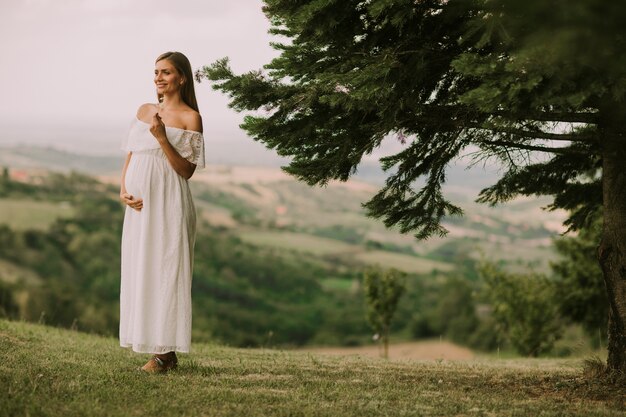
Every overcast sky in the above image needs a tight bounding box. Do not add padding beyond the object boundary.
[0,0,483,174]
[0,0,294,152]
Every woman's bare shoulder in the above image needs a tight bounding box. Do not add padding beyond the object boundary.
[183,110,203,133]
[136,103,157,119]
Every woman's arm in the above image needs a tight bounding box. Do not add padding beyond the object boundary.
[119,152,143,211]
[150,113,197,180]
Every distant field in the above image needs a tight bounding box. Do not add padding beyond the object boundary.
[354,250,455,273]
[195,200,238,228]
[0,198,73,230]
[238,230,455,274]
[238,230,360,255]
[319,276,358,291]
[0,259,41,285]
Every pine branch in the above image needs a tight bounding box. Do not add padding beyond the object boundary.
[423,105,598,124]
[478,139,585,155]
[467,123,595,142]
[493,110,598,124]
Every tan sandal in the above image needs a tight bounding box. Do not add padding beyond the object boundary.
[140,354,178,373]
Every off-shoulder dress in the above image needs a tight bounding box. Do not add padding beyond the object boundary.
[119,116,205,354]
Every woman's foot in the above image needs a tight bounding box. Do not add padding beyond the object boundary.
[141,352,178,373]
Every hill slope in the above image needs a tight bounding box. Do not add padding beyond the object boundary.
[1,319,623,417]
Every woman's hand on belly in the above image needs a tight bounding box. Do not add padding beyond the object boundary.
[120,192,144,211]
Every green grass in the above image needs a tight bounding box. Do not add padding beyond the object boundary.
[0,198,73,230]
[1,319,624,417]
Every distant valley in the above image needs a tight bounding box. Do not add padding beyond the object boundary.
[0,145,567,274]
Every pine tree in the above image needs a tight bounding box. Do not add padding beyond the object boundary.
[196,0,626,374]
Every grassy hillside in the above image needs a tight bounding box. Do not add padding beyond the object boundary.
[1,319,623,417]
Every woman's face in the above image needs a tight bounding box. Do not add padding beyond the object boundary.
[154,59,183,96]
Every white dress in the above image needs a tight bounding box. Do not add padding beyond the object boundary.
[119,116,205,354]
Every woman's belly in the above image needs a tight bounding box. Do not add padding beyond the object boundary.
[124,150,193,206]
[124,154,147,200]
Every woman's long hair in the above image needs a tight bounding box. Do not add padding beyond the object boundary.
[155,51,199,112]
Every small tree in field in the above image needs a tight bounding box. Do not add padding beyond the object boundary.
[363,266,406,359]
[481,264,562,357]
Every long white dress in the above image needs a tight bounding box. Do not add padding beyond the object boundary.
[119,116,205,354]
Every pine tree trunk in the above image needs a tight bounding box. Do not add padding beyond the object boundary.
[598,105,626,374]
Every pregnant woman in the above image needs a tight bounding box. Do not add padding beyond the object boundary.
[118,51,205,373]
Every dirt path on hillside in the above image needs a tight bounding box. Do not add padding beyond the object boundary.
[296,340,475,361]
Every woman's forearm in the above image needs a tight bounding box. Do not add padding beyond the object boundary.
[149,113,197,179]
[158,140,196,180]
